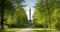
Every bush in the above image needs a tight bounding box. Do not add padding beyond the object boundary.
[33,24,44,28]
[8,24,28,28]
[55,22,60,31]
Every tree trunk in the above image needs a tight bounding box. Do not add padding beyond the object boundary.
[1,0,4,29]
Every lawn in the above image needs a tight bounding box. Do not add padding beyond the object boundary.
[5,28,22,32]
[4,28,60,32]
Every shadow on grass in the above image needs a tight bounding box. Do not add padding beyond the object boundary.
[34,30,60,32]
[0,29,4,32]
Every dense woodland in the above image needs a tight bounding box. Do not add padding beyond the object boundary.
[0,0,29,32]
[33,0,60,30]
[0,0,60,32]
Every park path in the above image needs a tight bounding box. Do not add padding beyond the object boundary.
[16,28,35,32]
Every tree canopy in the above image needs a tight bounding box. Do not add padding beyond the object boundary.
[0,0,28,30]
[33,0,60,30]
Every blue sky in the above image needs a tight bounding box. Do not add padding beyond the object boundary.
[23,0,38,20]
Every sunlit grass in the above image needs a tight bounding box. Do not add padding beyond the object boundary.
[5,28,29,32]
[5,28,23,32]
[4,28,60,32]
[32,28,56,31]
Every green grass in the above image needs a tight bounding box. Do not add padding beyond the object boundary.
[5,28,21,32]
[32,28,54,30]
[4,28,60,32]
[5,28,28,32]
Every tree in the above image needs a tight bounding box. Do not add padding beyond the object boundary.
[15,6,28,27]
[4,0,29,28]
[33,0,48,28]
[0,0,15,29]
[33,0,60,29]
[7,6,29,28]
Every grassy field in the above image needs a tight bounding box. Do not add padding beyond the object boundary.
[4,28,60,32]
[5,28,25,32]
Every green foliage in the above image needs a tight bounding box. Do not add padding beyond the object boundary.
[0,0,15,31]
[56,22,60,31]
[4,0,29,28]
[8,6,29,28]
[33,0,60,29]
[0,0,28,29]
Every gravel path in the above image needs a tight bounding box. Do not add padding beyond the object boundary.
[16,28,35,32]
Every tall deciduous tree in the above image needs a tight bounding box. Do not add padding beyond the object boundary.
[0,0,14,29]
[4,0,29,28]
[14,6,28,27]
[33,0,60,29]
